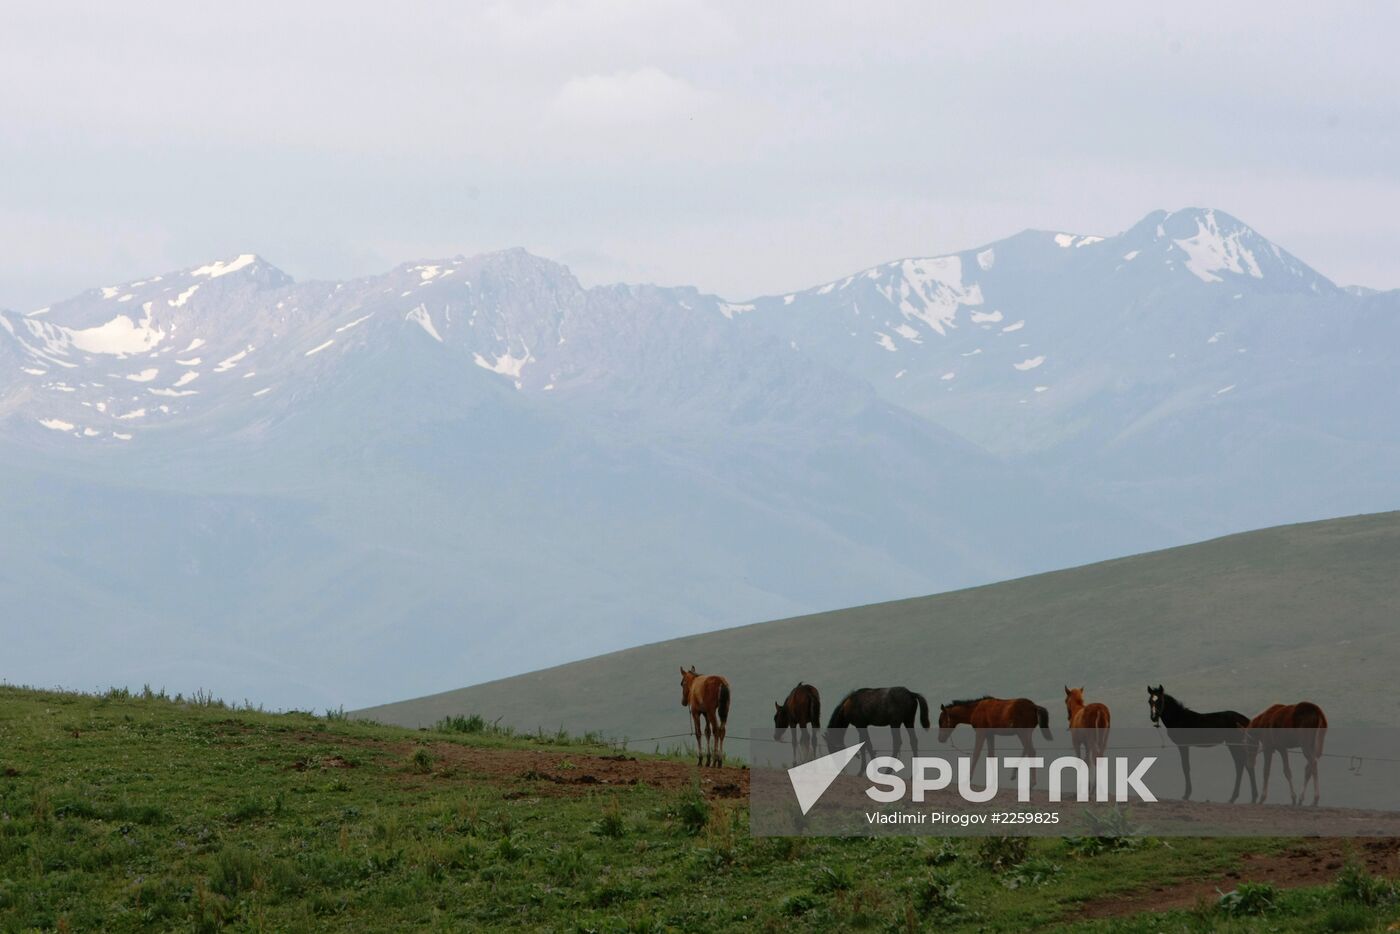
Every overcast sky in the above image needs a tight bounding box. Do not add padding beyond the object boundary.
[3,2,1397,309]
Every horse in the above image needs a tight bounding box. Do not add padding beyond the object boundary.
[679,666,730,768]
[1064,686,1110,773]
[1147,685,1256,802]
[937,696,1053,786]
[774,682,821,763]
[1246,702,1327,806]
[825,687,929,768]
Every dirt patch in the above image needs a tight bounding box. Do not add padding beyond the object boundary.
[287,754,355,771]
[388,740,748,799]
[1078,838,1400,919]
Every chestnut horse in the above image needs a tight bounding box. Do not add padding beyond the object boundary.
[937,696,1053,784]
[679,666,731,768]
[1064,686,1110,772]
[774,682,822,763]
[1247,702,1327,806]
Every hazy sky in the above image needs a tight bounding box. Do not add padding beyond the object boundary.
[3,2,1397,309]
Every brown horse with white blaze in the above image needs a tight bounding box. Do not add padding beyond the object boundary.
[680,666,731,768]
[1247,702,1327,806]
[938,696,1053,785]
[1064,686,1110,772]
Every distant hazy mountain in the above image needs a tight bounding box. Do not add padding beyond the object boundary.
[3,208,1396,709]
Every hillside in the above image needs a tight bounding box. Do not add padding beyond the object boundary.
[2,685,1398,931]
[360,511,1400,745]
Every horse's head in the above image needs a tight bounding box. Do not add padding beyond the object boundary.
[1147,685,1165,726]
[936,703,958,743]
[773,701,790,738]
[1065,686,1084,719]
[679,666,697,706]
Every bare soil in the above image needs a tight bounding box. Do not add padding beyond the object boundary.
[1077,837,1400,919]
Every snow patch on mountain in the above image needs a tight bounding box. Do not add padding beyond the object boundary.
[405,305,444,342]
[894,257,983,336]
[1173,210,1263,283]
[473,349,531,380]
[191,254,258,279]
[336,313,374,333]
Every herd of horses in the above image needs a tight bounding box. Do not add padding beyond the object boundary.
[680,667,1329,806]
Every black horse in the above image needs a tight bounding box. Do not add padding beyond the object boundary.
[1147,685,1257,803]
[826,686,930,767]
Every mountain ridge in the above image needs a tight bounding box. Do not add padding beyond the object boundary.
[2,207,1396,710]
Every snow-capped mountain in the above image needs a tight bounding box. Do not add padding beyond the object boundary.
[2,208,1396,709]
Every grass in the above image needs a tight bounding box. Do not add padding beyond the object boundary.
[1,684,1398,931]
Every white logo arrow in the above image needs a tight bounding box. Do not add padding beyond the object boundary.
[787,742,865,815]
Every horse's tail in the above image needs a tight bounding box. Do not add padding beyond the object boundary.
[1036,704,1053,741]
[811,690,821,731]
[914,692,930,729]
[718,681,731,726]
[1302,703,1327,759]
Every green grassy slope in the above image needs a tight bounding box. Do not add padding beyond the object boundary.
[3,685,1397,931]
[360,512,1400,751]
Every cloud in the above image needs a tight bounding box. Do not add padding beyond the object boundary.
[547,67,707,128]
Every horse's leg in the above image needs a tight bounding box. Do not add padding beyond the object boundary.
[702,712,714,768]
[908,723,919,760]
[1244,743,1258,803]
[716,711,726,768]
[1227,741,1255,804]
[1279,749,1297,806]
[1019,729,1037,789]
[691,709,703,767]
[1258,746,1273,804]
[1307,750,1321,806]
[890,725,902,760]
[970,731,987,787]
[858,727,874,770]
[1178,745,1192,800]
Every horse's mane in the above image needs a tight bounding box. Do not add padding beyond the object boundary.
[1159,691,1194,715]
[945,695,991,708]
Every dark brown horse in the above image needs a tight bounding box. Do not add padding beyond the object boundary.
[679,666,731,768]
[937,696,1053,784]
[774,682,821,763]
[1247,702,1327,806]
[826,687,929,767]
[1064,686,1110,772]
